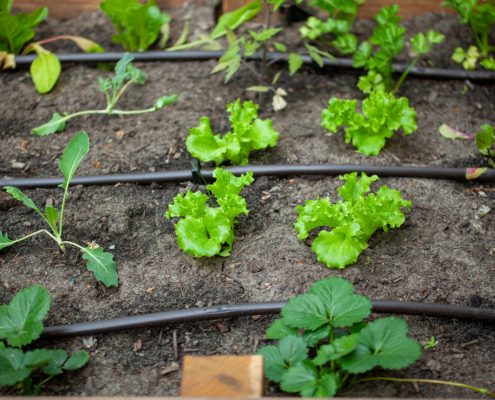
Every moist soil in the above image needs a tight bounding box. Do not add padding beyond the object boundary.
[0,3,494,397]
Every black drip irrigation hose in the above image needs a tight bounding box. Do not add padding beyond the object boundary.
[1,164,494,189]
[12,51,495,81]
[42,300,495,339]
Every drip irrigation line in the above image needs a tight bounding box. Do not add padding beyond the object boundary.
[42,300,495,338]
[12,51,495,81]
[1,164,494,189]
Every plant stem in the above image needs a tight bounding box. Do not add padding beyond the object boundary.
[259,0,273,106]
[353,376,495,398]
[8,229,59,247]
[393,57,419,94]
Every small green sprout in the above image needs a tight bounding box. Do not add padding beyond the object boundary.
[424,336,439,350]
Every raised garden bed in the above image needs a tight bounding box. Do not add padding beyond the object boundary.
[0,0,494,397]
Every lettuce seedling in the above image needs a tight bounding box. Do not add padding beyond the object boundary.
[186,99,279,165]
[101,0,170,51]
[0,132,119,287]
[299,0,364,55]
[443,0,495,70]
[294,172,411,269]
[258,276,494,398]
[439,123,495,168]
[321,90,417,156]
[354,5,444,93]
[0,285,89,394]
[32,53,177,136]
[166,168,254,257]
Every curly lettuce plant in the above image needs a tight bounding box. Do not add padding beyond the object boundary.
[443,0,495,70]
[294,172,411,269]
[354,5,444,94]
[299,0,364,55]
[0,285,89,394]
[101,0,170,51]
[166,168,254,257]
[32,53,177,136]
[321,90,416,156]
[0,132,119,287]
[258,276,494,398]
[186,99,279,165]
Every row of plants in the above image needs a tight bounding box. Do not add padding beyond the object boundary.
[0,0,494,397]
[1,0,494,95]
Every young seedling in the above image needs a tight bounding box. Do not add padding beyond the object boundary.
[186,99,280,165]
[294,172,411,269]
[0,1,104,94]
[424,336,439,350]
[353,5,444,93]
[443,0,495,70]
[321,90,417,156]
[32,53,177,136]
[166,168,254,257]
[439,123,495,167]
[101,0,170,52]
[0,132,119,287]
[0,285,89,394]
[258,276,495,398]
[299,0,364,55]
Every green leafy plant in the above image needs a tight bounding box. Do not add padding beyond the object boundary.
[0,1,103,94]
[439,123,495,167]
[321,90,416,156]
[32,53,177,136]
[101,0,170,51]
[299,0,364,55]
[353,5,444,93]
[0,132,118,287]
[186,99,279,165]
[258,276,494,398]
[443,0,495,70]
[294,172,411,269]
[424,336,439,350]
[166,168,254,257]
[0,285,89,394]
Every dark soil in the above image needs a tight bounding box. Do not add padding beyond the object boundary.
[0,3,494,397]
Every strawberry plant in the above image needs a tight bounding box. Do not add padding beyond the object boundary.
[294,172,411,269]
[353,5,444,93]
[166,168,254,257]
[0,132,119,287]
[299,0,364,55]
[439,123,495,167]
[258,276,494,398]
[321,90,417,156]
[186,99,279,165]
[443,0,495,70]
[32,53,177,136]
[101,0,170,52]
[0,1,103,94]
[0,285,89,394]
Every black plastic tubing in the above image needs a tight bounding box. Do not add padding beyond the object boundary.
[1,164,494,189]
[12,51,495,81]
[42,300,495,339]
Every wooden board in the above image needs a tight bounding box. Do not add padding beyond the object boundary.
[180,355,264,397]
[223,0,452,17]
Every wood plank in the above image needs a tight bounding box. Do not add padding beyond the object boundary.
[180,355,264,397]
[222,0,452,17]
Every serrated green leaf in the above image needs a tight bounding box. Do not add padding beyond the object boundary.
[58,132,90,191]
[0,232,14,251]
[281,361,337,397]
[0,6,47,54]
[288,53,303,76]
[266,319,298,340]
[3,186,40,214]
[82,246,118,287]
[249,27,282,42]
[282,294,328,331]
[339,317,421,373]
[32,112,67,136]
[30,50,61,94]
[207,168,254,200]
[0,286,50,347]
[338,172,380,203]
[409,30,444,57]
[40,349,68,376]
[0,348,32,386]
[211,0,262,39]
[313,334,358,365]
[63,350,89,371]
[475,124,495,156]
[258,335,308,382]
